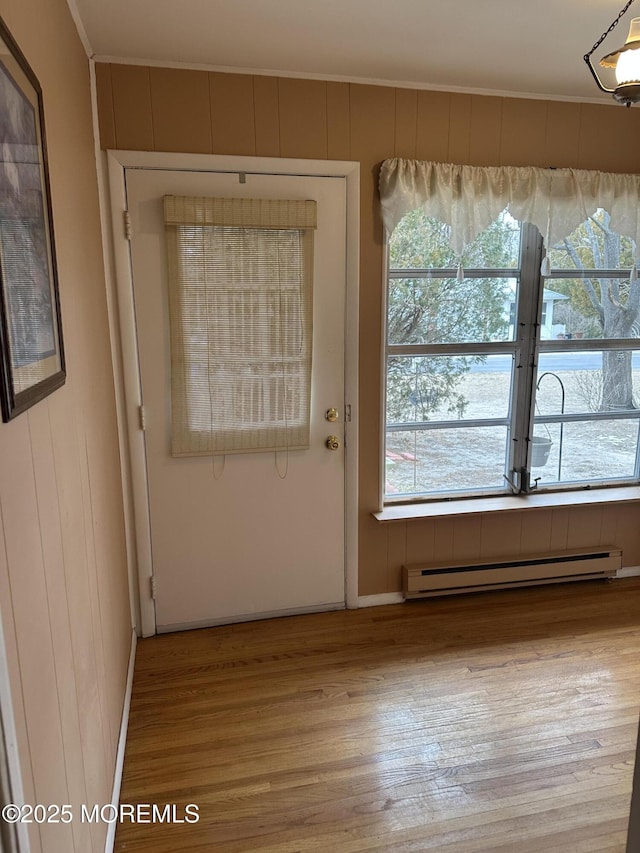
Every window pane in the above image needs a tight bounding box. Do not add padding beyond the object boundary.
[389,209,522,270]
[529,419,639,486]
[385,427,509,497]
[388,277,516,345]
[166,219,313,456]
[546,209,637,271]
[540,278,640,341]
[387,355,513,423]
[535,350,640,415]
[544,208,639,344]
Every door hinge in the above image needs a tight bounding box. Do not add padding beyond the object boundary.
[138,405,146,431]
[124,210,132,240]
[150,576,157,600]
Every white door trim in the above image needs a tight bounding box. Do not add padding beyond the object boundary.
[0,607,31,852]
[105,151,359,637]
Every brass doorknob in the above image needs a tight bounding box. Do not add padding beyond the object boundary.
[326,435,340,451]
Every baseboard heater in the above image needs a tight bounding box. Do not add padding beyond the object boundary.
[403,546,622,599]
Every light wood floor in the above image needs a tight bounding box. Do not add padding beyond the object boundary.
[115,578,640,852]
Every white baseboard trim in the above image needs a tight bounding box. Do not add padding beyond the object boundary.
[105,628,137,853]
[358,570,640,608]
[616,566,640,578]
[358,592,404,608]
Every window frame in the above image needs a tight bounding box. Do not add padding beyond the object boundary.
[382,216,640,505]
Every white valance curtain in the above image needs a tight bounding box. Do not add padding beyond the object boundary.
[379,159,640,262]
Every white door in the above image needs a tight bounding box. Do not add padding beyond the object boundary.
[125,167,347,632]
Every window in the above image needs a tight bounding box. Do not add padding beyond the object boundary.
[384,207,640,501]
[163,195,316,457]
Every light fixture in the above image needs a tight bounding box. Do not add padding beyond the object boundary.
[584,0,640,106]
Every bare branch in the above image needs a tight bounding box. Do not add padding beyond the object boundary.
[583,279,605,324]
[561,238,605,323]
[561,237,584,269]
[587,214,608,235]
[585,220,604,268]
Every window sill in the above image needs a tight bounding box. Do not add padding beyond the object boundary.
[373,486,640,523]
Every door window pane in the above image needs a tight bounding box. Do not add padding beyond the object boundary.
[164,196,316,456]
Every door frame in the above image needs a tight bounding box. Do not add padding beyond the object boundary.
[0,607,30,853]
[105,150,359,637]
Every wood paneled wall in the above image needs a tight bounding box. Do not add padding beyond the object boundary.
[95,63,640,596]
[0,6,131,852]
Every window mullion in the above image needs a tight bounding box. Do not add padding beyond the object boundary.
[389,267,521,279]
[538,338,640,352]
[387,342,517,357]
[388,417,511,431]
[509,223,544,493]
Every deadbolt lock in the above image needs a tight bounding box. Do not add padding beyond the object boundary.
[325,407,339,422]
[326,435,340,451]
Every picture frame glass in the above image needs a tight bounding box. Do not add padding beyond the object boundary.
[0,19,64,421]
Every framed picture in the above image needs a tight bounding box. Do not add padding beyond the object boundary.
[0,17,64,422]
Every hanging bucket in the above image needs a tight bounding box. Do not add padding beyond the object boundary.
[531,435,553,467]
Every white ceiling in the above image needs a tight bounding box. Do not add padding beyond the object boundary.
[72,0,638,104]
